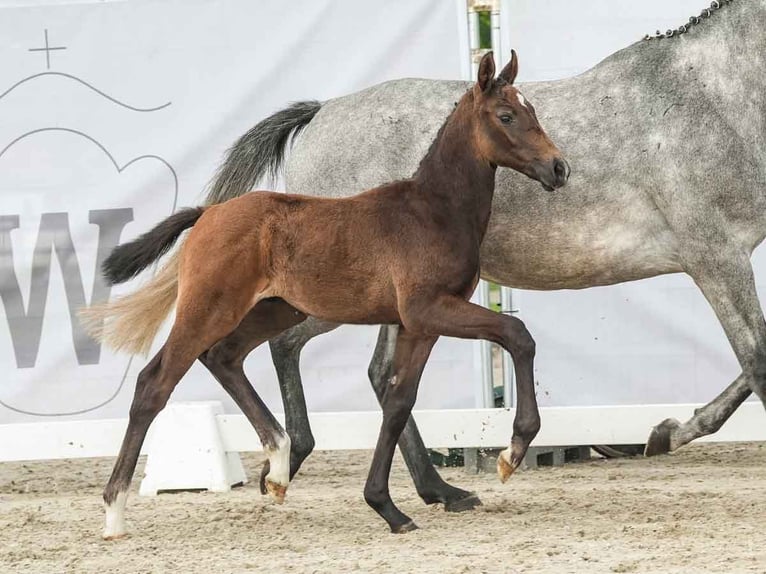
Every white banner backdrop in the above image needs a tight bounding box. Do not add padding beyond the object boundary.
[0,0,476,423]
[499,0,763,407]
[500,0,706,80]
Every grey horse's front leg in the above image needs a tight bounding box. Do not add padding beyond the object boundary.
[645,253,764,455]
[259,317,341,492]
[368,325,481,512]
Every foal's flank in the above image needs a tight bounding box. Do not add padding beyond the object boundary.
[94,50,568,537]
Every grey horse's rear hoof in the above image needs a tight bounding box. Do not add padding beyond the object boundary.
[644,418,681,456]
[444,492,482,513]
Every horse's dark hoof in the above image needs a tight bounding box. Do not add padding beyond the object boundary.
[422,483,481,512]
[444,492,482,513]
[644,418,680,457]
[391,520,419,534]
[259,461,270,495]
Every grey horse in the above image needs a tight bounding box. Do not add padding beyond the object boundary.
[205,0,766,510]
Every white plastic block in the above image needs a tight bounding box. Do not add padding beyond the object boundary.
[140,401,247,496]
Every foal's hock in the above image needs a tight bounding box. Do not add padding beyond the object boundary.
[90,50,568,538]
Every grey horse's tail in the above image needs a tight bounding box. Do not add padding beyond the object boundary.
[205,100,322,205]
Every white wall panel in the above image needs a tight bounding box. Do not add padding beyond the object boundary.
[0,0,475,423]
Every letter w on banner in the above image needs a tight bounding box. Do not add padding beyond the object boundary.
[0,0,472,422]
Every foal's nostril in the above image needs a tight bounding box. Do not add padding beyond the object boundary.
[553,158,569,185]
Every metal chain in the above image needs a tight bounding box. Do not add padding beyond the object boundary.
[644,0,733,40]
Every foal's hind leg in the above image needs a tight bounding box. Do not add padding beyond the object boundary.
[368,325,481,512]
[103,313,241,539]
[646,253,764,455]
[199,299,307,502]
[260,317,341,493]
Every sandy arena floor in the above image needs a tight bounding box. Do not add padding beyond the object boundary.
[1,443,765,574]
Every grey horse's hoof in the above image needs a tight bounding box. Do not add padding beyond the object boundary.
[444,492,482,513]
[644,418,681,457]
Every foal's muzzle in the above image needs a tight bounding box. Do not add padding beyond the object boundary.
[539,157,570,191]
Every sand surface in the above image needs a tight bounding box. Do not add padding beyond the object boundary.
[1,443,765,573]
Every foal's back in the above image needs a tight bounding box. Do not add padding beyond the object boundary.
[186,182,476,325]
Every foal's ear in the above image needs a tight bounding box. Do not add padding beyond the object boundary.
[498,49,519,85]
[477,51,496,92]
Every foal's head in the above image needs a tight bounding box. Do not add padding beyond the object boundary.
[470,51,569,191]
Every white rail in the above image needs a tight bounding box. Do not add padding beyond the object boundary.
[1,402,763,462]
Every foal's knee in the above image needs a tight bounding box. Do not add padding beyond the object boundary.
[503,317,536,361]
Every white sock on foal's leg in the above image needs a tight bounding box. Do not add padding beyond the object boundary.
[264,433,291,504]
[103,491,129,540]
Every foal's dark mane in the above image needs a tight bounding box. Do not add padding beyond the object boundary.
[411,97,463,178]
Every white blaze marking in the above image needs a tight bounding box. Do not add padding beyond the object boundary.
[103,491,128,539]
[517,92,527,108]
[265,433,291,487]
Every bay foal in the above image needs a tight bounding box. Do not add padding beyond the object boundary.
[93,51,568,536]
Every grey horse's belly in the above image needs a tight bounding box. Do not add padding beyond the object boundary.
[285,71,762,290]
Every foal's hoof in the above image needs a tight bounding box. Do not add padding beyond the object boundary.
[496,448,516,483]
[259,461,270,495]
[102,532,128,542]
[444,492,482,513]
[644,418,680,457]
[265,480,287,504]
[391,520,419,534]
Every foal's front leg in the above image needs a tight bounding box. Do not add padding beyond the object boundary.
[364,329,438,533]
[266,320,480,511]
[367,325,481,511]
[402,295,540,480]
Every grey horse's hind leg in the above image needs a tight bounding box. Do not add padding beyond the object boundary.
[259,317,341,493]
[646,253,764,455]
[368,325,481,512]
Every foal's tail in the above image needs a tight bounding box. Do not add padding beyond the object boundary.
[204,100,321,205]
[102,207,204,285]
[80,254,181,356]
[80,207,203,355]
[79,102,321,356]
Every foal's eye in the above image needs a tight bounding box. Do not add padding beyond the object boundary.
[499,114,513,124]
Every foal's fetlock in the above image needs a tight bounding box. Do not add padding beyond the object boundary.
[102,491,129,540]
[263,434,291,504]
